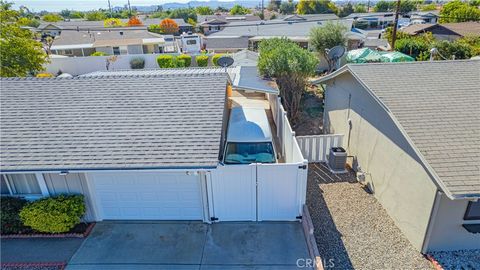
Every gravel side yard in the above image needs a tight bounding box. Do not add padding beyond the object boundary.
[429,249,480,269]
[307,163,433,270]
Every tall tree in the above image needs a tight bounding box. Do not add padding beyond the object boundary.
[338,2,354,17]
[42,13,63,22]
[309,21,347,71]
[1,2,48,77]
[279,1,295,14]
[160,18,179,34]
[230,4,249,15]
[440,0,480,23]
[257,38,318,124]
[297,0,336,14]
[195,6,213,15]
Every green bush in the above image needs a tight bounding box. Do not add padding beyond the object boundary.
[176,54,192,67]
[91,51,107,56]
[130,57,145,69]
[212,54,225,66]
[1,197,28,234]
[156,55,175,68]
[19,195,86,233]
[196,55,209,67]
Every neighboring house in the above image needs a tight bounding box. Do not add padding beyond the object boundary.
[401,22,480,41]
[206,15,355,51]
[314,60,480,252]
[346,12,397,29]
[197,14,261,34]
[231,50,259,66]
[1,68,307,223]
[362,38,390,50]
[50,29,165,57]
[408,11,439,24]
[37,18,192,37]
[205,36,250,53]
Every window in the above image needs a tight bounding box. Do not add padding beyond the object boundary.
[224,142,275,164]
[186,40,197,45]
[62,49,73,55]
[464,201,480,220]
[113,46,120,55]
[1,174,41,195]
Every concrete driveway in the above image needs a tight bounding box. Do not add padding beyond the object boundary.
[67,221,310,270]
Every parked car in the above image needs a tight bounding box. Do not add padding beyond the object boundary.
[223,107,276,164]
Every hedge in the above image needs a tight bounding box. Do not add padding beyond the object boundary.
[212,54,225,66]
[91,51,107,56]
[196,55,209,67]
[176,54,192,67]
[19,195,86,233]
[156,55,176,68]
[1,197,28,234]
[130,57,145,69]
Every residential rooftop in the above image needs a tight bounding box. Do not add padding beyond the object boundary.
[208,18,353,38]
[0,70,229,171]
[317,60,480,198]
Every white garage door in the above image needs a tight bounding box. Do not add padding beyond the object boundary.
[89,172,204,220]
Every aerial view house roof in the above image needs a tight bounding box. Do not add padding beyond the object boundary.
[80,67,278,94]
[51,29,164,49]
[315,60,480,199]
[205,36,250,51]
[208,19,353,39]
[0,71,229,171]
[401,22,480,37]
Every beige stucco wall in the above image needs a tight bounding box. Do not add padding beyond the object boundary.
[323,73,438,250]
[426,193,480,251]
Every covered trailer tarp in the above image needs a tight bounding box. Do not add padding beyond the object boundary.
[379,51,415,62]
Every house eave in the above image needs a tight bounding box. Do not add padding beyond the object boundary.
[312,66,475,201]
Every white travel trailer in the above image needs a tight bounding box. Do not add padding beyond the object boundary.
[223,107,276,164]
[179,32,202,53]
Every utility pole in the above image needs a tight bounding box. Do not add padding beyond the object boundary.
[390,0,401,51]
[107,0,112,17]
[127,0,132,17]
[367,0,370,12]
[261,0,264,20]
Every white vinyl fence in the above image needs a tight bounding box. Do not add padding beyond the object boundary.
[207,94,308,222]
[296,134,344,162]
[267,93,305,163]
[45,53,214,76]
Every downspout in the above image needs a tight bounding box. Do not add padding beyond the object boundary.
[421,191,442,254]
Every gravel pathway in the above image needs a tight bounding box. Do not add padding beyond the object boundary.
[429,249,480,269]
[307,163,432,270]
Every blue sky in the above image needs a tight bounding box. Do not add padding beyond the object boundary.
[13,0,238,12]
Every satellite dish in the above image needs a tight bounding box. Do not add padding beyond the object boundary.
[327,45,346,61]
[217,56,234,68]
[326,46,346,73]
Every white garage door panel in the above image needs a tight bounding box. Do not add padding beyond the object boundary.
[90,172,203,220]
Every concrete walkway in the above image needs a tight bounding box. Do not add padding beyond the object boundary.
[66,221,310,270]
[1,238,84,263]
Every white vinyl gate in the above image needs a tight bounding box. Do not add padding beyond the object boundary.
[208,163,307,222]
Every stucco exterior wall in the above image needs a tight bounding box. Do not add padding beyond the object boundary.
[323,73,438,250]
[426,193,480,251]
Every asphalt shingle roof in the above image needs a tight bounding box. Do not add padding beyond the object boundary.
[0,71,228,171]
[208,19,353,38]
[325,60,480,198]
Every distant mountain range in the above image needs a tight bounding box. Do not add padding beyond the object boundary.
[130,0,262,12]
